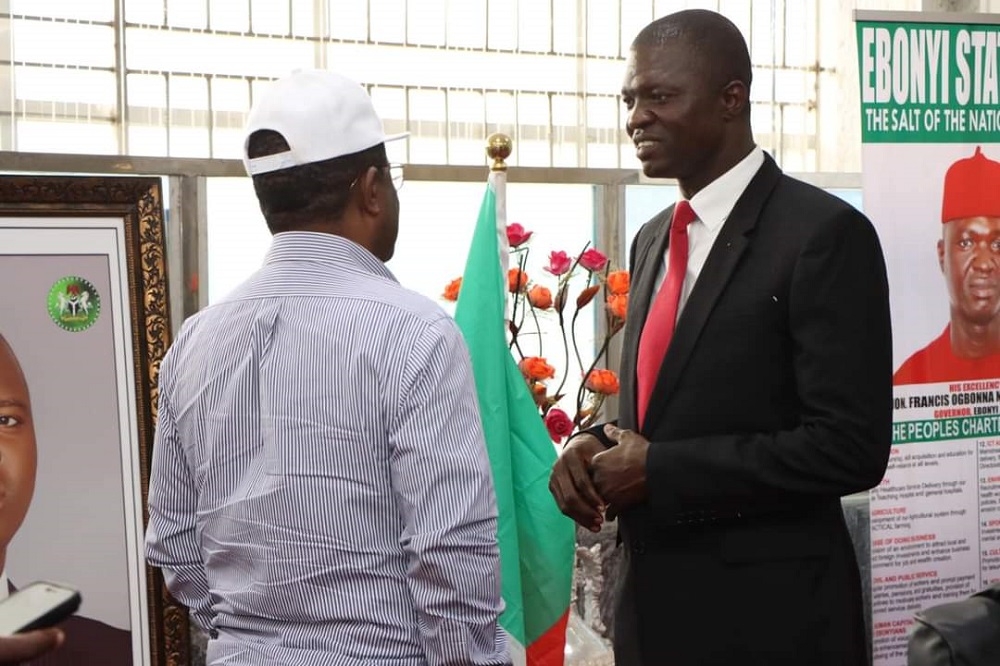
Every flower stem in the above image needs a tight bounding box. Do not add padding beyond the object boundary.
[554,241,593,412]
[529,300,543,358]
[575,266,615,416]
[508,254,527,355]
[516,254,528,344]
[570,305,585,379]
[554,285,571,399]
[575,314,618,424]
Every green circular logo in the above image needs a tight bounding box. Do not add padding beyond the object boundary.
[47,276,101,332]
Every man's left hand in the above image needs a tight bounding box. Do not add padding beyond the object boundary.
[590,424,650,518]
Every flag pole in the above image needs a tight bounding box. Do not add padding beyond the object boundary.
[487,133,512,318]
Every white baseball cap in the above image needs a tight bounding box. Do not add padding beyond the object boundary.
[242,69,408,176]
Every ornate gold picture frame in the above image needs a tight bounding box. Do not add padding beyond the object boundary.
[0,176,187,666]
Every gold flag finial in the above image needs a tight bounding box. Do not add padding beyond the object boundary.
[486,133,512,172]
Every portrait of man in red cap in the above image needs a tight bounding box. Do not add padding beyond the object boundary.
[894,146,1000,385]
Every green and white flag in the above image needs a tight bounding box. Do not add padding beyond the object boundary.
[454,169,576,666]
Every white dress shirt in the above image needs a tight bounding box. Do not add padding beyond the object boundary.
[655,146,765,317]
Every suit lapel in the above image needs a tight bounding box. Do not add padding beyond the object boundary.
[642,155,783,431]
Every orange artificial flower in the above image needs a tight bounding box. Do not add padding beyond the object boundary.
[508,268,529,293]
[519,356,556,381]
[443,277,462,301]
[528,285,553,309]
[607,270,630,295]
[585,368,620,395]
[530,382,548,405]
[607,293,628,319]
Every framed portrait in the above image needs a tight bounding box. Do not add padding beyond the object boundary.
[0,176,187,665]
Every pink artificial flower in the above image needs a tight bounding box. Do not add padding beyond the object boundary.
[545,251,573,276]
[506,223,532,248]
[579,248,608,272]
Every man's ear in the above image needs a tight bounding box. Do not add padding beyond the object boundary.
[938,238,946,274]
[720,80,750,121]
[357,166,383,217]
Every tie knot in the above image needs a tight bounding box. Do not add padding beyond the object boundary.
[672,200,696,232]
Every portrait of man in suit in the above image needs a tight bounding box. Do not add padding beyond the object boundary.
[549,9,893,666]
[893,146,1000,386]
[0,332,132,665]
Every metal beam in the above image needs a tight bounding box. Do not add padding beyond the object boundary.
[855,9,999,24]
[593,180,628,418]
[0,150,644,184]
[0,150,247,177]
[114,0,129,154]
[0,149,863,189]
[168,175,208,329]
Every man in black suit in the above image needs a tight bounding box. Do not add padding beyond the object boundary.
[0,333,132,665]
[549,10,892,666]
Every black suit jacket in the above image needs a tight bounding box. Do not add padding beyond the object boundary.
[26,613,132,666]
[8,582,133,666]
[603,155,892,666]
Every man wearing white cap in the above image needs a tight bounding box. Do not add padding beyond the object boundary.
[144,69,509,666]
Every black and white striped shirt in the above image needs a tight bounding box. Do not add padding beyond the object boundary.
[144,232,508,666]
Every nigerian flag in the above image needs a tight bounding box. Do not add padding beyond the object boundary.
[453,169,575,665]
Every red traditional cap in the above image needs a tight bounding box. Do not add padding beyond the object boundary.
[941,146,1000,223]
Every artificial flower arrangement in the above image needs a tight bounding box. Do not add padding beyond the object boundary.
[443,223,629,444]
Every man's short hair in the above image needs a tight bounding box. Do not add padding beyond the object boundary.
[246,130,388,234]
[633,10,753,104]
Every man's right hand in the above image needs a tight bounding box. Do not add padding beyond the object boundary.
[0,628,64,664]
[548,433,607,532]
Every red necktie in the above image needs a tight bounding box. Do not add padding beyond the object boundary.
[636,201,697,428]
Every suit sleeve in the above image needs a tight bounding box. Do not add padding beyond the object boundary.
[144,370,214,632]
[646,209,893,514]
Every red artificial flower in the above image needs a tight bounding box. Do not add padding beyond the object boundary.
[506,223,532,248]
[579,248,608,272]
[545,251,573,276]
[544,408,574,443]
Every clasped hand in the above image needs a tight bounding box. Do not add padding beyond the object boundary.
[548,424,650,530]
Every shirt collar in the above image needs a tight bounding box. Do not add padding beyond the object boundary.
[264,231,398,283]
[685,146,766,232]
